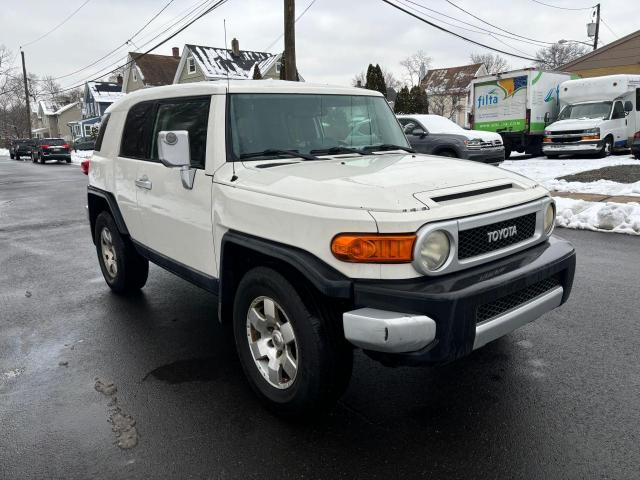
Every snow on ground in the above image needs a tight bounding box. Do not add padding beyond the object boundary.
[502,154,640,235]
[71,150,92,164]
[556,197,640,235]
[0,148,9,156]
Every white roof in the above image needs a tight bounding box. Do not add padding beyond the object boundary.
[397,114,464,133]
[187,44,275,80]
[54,102,78,115]
[39,100,58,116]
[87,81,126,103]
[107,80,382,113]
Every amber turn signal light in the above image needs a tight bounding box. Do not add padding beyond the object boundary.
[331,234,416,263]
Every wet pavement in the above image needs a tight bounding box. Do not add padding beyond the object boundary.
[1,156,639,479]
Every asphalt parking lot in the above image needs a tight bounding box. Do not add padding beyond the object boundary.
[1,156,639,479]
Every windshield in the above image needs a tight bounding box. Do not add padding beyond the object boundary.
[229,93,409,160]
[558,102,612,121]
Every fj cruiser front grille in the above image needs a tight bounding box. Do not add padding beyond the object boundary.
[458,213,536,260]
[476,276,561,324]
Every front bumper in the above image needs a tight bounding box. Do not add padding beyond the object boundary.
[344,236,575,366]
[542,141,600,154]
[465,148,505,164]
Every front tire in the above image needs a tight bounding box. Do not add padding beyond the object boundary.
[598,136,613,158]
[94,211,148,294]
[233,267,352,416]
[438,150,457,158]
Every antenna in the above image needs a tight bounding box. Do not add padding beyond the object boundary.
[224,19,237,181]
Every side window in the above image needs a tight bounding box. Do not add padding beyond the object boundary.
[636,88,640,112]
[150,97,210,169]
[612,101,625,120]
[94,114,110,152]
[188,57,196,74]
[120,101,154,159]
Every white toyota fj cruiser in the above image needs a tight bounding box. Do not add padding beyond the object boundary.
[86,81,576,415]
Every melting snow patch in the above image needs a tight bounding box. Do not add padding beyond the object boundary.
[556,197,640,235]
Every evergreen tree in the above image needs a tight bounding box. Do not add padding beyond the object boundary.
[375,64,387,97]
[364,64,376,90]
[252,64,263,80]
[409,85,428,114]
[394,86,410,114]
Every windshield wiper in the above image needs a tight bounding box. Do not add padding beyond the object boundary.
[360,144,415,153]
[239,149,318,161]
[309,146,366,156]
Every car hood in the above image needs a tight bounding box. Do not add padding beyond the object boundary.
[234,153,538,212]
[546,118,603,131]
[460,129,502,142]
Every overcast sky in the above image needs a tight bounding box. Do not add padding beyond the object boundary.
[2,0,636,89]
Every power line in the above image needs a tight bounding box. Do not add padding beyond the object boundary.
[56,0,231,94]
[46,0,182,81]
[401,0,549,48]
[529,0,595,11]
[381,0,541,62]
[22,0,92,48]
[55,0,215,90]
[444,0,555,45]
[264,0,317,51]
[600,18,619,39]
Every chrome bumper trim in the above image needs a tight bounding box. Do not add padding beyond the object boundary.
[473,286,564,349]
[343,308,436,353]
[543,143,600,152]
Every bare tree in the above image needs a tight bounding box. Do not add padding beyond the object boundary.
[470,52,510,74]
[535,42,590,70]
[399,50,432,86]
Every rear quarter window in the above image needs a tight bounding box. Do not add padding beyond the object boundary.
[94,114,110,152]
[120,102,154,159]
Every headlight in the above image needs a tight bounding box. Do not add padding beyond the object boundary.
[544,130,552,136]
[417,230,451,271]
[583,128,600,135]
[544,202,556,235]
[464,139,482,149]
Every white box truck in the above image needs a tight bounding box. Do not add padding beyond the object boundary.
[542,75,640,158]
[470,69,574,158]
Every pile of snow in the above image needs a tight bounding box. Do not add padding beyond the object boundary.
[501,155,638,183]
[71,150,93,164]
[0,148,9,156]
[545,178,640,196]
[555,197,640,235]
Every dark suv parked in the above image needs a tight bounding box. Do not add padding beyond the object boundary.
[10,139,36,160]
[32,138,71,164]
[73,136,95,151]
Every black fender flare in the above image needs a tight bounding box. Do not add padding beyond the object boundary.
[87,185,129,237]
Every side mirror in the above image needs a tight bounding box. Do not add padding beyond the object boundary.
[544,112,551,124]
[157,130,195,189]
[624,101,633,113]
[412,127,427,137]
[158,130,190,168]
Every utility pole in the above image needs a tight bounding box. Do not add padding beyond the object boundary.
[20,49,32,139]
[283,0,297,81]
[593,3,600,51]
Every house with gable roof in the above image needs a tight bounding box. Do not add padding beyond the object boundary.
[420,63,487,127]
[122,48,181,93]
[32,100,81,140]
[173,38,294,84]
[69,80,126,138]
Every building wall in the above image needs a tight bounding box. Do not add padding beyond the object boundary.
[124,63,145,93]
[176,56,206,84]
[565,65,640,78]
[57,106,82,141]
[563,34,640,78]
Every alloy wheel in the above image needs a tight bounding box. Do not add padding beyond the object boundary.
[100,227,118,279]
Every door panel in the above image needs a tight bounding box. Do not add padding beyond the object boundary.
[114,157,142,240]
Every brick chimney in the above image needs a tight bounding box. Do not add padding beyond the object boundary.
[231,38,240,57]
[172,47,179,58]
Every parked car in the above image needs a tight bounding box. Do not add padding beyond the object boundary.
[73,136,95,151]
[10,139,36,160]
[397,114,505,164]
[632,131,640,159]
[32,138,71,164]
[86,81,575,415]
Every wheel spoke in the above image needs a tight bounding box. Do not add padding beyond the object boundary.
[249,338,270,360]
[280,322,295,344]
[263,298,277,325]
[281,351,297,379]
[248,307,269,334]
[267,357,280,385]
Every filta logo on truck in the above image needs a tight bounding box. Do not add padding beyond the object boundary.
[470,69,573,158]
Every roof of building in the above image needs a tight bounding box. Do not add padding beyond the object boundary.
[185,44,276,80]
[86,81,126,103]
[129,52,180,86]
[38,100,58,116]
[421,63,484,93]
[561,28,640,70]
[54,102,79,115]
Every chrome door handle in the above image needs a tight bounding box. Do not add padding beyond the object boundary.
[135,176,152,190]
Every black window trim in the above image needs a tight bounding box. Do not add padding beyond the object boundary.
[147,95,212,170]
[94,113,111,152]
[119,99,156,160]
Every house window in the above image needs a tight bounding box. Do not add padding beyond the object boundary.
[275,61,281,73]
[188,57,196,74]
[84,124,92,136]
[133,68,137,82]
